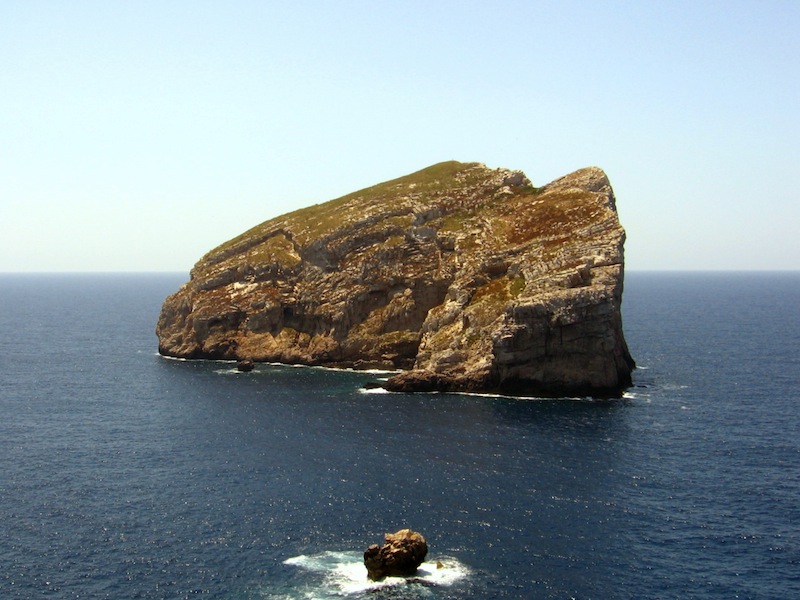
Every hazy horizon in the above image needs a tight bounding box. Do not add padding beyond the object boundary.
[2,1,798,272]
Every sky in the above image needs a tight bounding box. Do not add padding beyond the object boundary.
[2,0,798,272]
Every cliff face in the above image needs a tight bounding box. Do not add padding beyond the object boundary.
[157,161,634,397]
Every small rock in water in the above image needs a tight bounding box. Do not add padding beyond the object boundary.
[364,529,428,581]
[236,359,254,372]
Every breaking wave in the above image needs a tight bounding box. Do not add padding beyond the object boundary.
[265,550,470,599]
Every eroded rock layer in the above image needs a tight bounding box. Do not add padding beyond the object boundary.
[157,161,634,397]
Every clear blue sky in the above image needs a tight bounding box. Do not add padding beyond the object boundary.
[2,0,798,272]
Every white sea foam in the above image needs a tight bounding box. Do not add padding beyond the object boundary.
[359,387,391,394]
[283,550,469,597]
[303,363,401,375]
[357,385,601,403]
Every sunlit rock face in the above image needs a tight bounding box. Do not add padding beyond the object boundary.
[363,529,428,581]
[157,161,634,397]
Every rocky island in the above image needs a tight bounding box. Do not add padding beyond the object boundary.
[157,161,634,397]
[364,529,428,581]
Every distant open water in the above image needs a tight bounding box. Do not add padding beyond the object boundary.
[0,272,798,599]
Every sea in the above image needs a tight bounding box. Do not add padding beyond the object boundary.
[0,271,798,600]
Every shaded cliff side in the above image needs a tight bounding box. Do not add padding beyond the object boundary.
[157,161,634,397]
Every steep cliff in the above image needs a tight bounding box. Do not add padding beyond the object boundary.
[157,161,634,397]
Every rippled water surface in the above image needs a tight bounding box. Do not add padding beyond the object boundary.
[1,272,798,599]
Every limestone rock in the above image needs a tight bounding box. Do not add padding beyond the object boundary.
[156,161,634,397]
[363,529,428,580]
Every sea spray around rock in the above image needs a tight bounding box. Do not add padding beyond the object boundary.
[283,550,469,598]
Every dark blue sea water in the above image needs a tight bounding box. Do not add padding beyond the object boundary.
[0,272,798,599]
